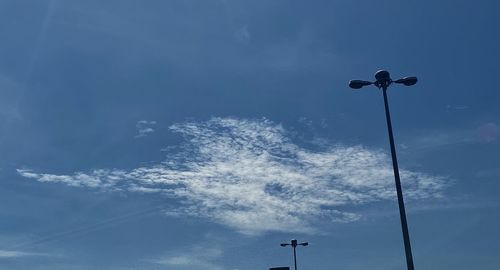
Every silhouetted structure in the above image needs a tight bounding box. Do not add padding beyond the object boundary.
[269,267,290,270]
[349,70,418,270]
[280,239,308,270]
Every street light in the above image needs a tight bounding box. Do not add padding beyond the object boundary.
[280,239,308,270]
[349,70,418,270]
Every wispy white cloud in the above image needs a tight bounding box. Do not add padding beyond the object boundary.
[399,122,499,152]
[446,104,470,111]
[0,249,46,259]
[234,25,251,44]
[474,168,500,179]
[477,122,499,143]
[135,120,157,138]
[18,118,448,234]
[0,75,23,122]
[147,234,239,270]
[150,246,225,270]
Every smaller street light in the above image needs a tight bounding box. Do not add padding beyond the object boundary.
[348,71,418,90]
[280,239,308,270]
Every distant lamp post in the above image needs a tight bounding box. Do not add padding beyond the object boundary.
[349,70,418,270]
[280,239,308,270]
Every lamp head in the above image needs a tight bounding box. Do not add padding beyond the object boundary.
[394,76,418,86]
[349,80,373,89]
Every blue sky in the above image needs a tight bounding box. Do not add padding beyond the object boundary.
[1,0,499,269]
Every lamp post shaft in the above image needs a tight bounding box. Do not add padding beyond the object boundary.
[381,86,415,270]
[293,246,298,270]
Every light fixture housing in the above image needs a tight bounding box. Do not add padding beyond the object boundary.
[349,80,373,89]
[394,76,418,86]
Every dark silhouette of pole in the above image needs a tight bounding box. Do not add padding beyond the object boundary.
[382,84,414,270]
[280,239,308,270]
[349,70,418,270]
[293,244,297,270]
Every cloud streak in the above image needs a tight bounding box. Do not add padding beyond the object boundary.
[135,120,157,138]
[0,249,46,259]
[18,118,448,234]
[150,246,225,270]
[399,122,500,153]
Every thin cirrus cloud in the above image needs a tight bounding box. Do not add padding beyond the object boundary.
[149,246,225,270]
[17,118,448,235]
[135,120,157,138]
[401,122,500,152]
[0,249,46,259]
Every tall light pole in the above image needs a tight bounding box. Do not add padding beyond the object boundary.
[349,70,418,270]
[280,239,308,270]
